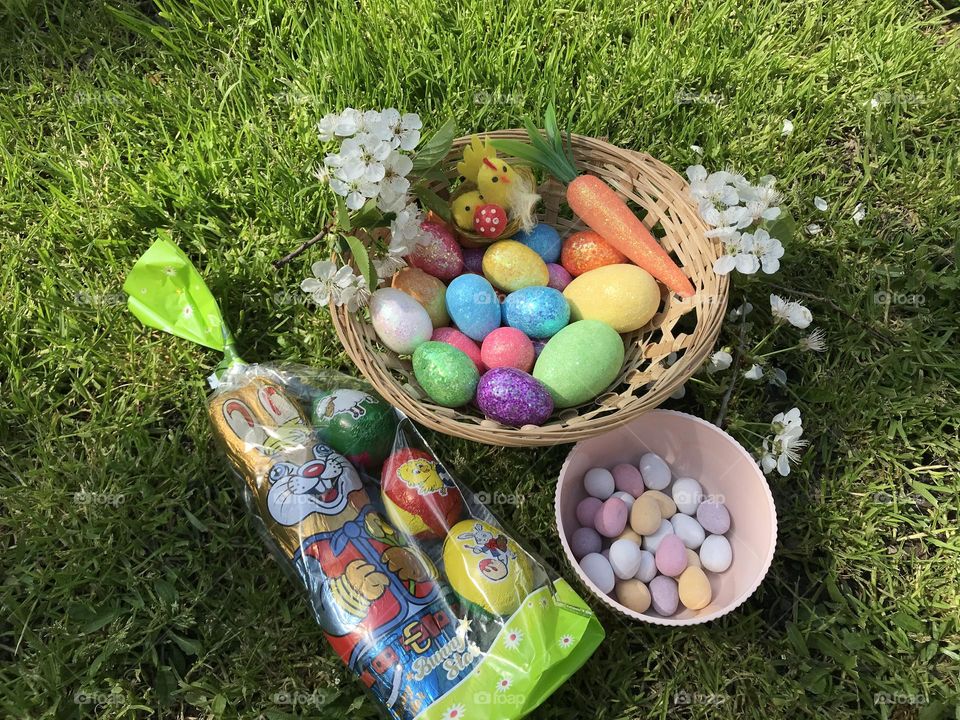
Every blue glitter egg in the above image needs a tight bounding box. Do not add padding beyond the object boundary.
[514,223,562,264]
[502,286,570,339]
[446,274,501,341]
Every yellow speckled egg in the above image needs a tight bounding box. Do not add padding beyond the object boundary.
[482,240,549,293]
[442,519,534,616]
[392,267,449,327]
[563,264,661,333]
[678,566,712,610]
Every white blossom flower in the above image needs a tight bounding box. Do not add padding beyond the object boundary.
[337,274,371,312]
[690,145,704,156]
[799,328,827,352]
[687,166,740,210]
[373,248,407,279]
[380,151,413,198]
[852,203,866,224]
[336,136,391,183]
[781,119,794,135]
[806,223,822,235]
[748,228,785,274]
[333,107,363,137]
[738,178,782,227]
[701,204,751,230]
[713,232,759,275]
[300,260,357,305]
[388,203,425,255]
[770,294,812,328]
[761,407,807,476]
[814,196,828,211]
[316,113,340,141]
[707,350,733,373]
[744,364,764,380]
[768,367,787,387]
[374,109,422,150]
[728,301,754,321]
[328,176,379,210]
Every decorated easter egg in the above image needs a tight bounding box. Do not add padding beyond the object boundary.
[430,327,484,373]
[612,490,635,510]
[412,341,479,407]
[641,518,674,553]
[480,327,534,372]
[563,264,660,333]
[634,549,657,583]
[546,263,573,291]
[579,552,615,594]
[451,190,485,230]
[643,490,677,518]
[609,538,643,579]
[649,575,679,615]
[381,448,463,539]
[475,368,553,426]
[678,566,712,610]
[561,230,626,276]
[612,463,645,497]
[514,223,562,263]
[670,513,706,549]
[699,534,733,573]
[408,221,464,281]
[445,274,500,341]
[482,240,549,292]
[462,246,486,275]
[311,388,397,472]
[639,453,671,490]
[473,203,508,238]
[443,519,534,615]
[501,286,570,339]
[392,266,449,328]
[532,320,625,408]
[616,579,651,613]
[370,288,433,354]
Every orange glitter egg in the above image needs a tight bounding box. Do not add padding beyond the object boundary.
[561,230,627,276]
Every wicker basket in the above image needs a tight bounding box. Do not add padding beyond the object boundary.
[331,131,728,447]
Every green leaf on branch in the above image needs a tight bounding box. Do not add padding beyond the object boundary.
[351,199,383,229]
[413,183,451,223]
[412,117,456,173]
[764,209,797,243]
[344,235,378,290]
[334,194,351,231]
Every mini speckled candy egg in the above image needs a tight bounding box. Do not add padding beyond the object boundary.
[546,263,573,291]
[639,453,672,490]
[462,246,485,275]
[634,549,657,583]
[612,491,635,510]
[671,477,704,515]
[643,490,677,519]
[616,579,651,613]
[370,288,433,354]
[570,526,602,559]
[612,463,645,497]
[699,534,733,573]
[629,494,661,535]
[561,230,626,276]
[584,467,615,499]
[617,527,643,544]
[482,240,549,292]
[595,497,628,538]
[392,267,449,327]
[697,500,731,535]
[431,327,484,372]
[649,575,679,616]
[678,566,712,610]
[685,548,701,569]
[576,496,603,527]
[408,221,464,281]
[580,552,615,594]
[475,367,553,426]
[501,286,570,339]
[445,274,501,342]
[655,534,688,577]
[514,223,562,263]
[412,341,479,407]
[609,538,643,579]
[670,513,705,549]
[641,518,674,553]
[480,327,535,372]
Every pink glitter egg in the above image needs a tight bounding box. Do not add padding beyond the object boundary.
[546,263,573,291]
[430,327,485,372]
[480,327,535,372]
[408,221,464,281]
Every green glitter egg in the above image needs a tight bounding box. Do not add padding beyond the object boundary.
[311,388,397,472]
[412,341,480,408]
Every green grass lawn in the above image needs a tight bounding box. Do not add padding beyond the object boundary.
[2,0,959,717]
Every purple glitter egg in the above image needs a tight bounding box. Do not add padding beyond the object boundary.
[462,246,485,275]
[546,263,573,291]
[475,367,553,426]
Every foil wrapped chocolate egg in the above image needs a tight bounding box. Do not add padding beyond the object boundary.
[475,367,553,426]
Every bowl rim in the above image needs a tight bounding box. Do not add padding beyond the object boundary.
[554,409,778,626]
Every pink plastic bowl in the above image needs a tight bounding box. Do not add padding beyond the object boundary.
[556,410,777,625]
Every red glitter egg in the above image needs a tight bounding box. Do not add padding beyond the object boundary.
[408,221,464,281]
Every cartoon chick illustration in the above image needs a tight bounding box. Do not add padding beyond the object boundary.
[396,457,447,496]
[451,190,485,230]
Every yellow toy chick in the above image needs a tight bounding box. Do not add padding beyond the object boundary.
[451,190,485,230]
[477,156,521,209]
[456,135,497,182]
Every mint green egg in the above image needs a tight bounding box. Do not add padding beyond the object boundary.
[532,320,625,408]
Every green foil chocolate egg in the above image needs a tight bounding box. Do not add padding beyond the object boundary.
[311,388,397,472]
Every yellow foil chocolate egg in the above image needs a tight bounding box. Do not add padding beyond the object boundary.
[563,264,661,333]
[482,240,549,293]
[442,519,534,615]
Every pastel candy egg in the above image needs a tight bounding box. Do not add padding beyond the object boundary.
[594,497,628,538]
[670,513,706,549]
[482,240,549,292]
[533,320,625,408]
[697,500,731,535]
[615,579,651,613]
[685,548,701,569]
[546,263,573,291]
[475,368,553,426]
[634,549,657,583]
[643,490,677,519]
[480,327,535,372]
[629,494,662,535]
[561,230,626,276]
[392,267,449,327]
[609,538,643,579]
[431,327,484,372]
[612,463,645,496]
[412,341,479,407]
[639,453,671,490]
[563,264,661,333]
[583,467,615,499]
[641,518,674,553]
[678,566,712,610]
[612,491,635,510]
[501,286,570,339]
[409,221,464,281]
[570,527,603,559]
[672,477,704,515]
[699,534,733,573]
[575,497,602,527]
[655,534,688,577]
[445,274,501,341]
[580,552,615,594]
[462,246,485,274]
[600,548,610,561]
[617,527,643,544]
[370,288,433,354]
[649,575,679,616]
[515,223,562,263]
